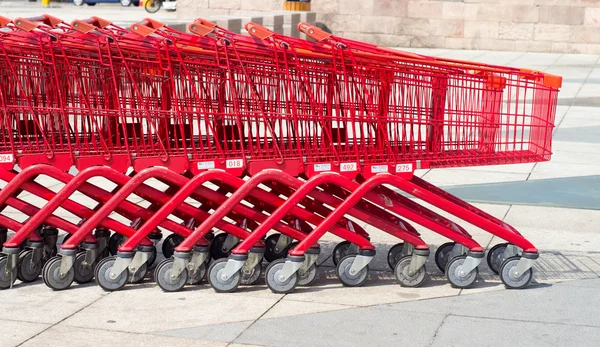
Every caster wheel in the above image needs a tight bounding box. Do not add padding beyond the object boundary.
[487,243,509,275]
[17,250,42,283]
[210,234,239,260]
[445,255,478,288]
[297,264,317,286]
[187,262,207,285]
[265,259,298,294]
[155,258,188,292]
[435,242,455,273]
[336,255,368,287]
[241,263,262,285]
[387,243,407,270]
[0,256,17,289]
[500,256,533,289]
[73,252,95,284]
[95,256,127,291]
[43,256,74,291]
[128,263,148,284]
[43,245,58,263]
[394,256,427,287]
[147,247,158,268]
[332,241,358,266]
[264,234,290,263]
[162,234,184,259]
[208,258,241,293]
[108,234,124,256]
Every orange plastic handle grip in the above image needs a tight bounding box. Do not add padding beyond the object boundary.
[520,69,563,88]
[22,14,63,28]
[188,18,217,37]
[130,22,156,37]
[297,22,331,41]
[13,18,39,32]
[0,16,10,28]
[245,22,274,40]
[71,20,96,34]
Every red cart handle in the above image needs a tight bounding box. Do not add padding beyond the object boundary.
[297,22,331,42]
[0,16,10,28]
[188,18,216,37]
[130,18,165,37]
[245,22,274,40]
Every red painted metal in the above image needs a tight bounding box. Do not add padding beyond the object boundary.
[0,15,555,291]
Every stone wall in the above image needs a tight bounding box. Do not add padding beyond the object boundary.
[177,0,600,53]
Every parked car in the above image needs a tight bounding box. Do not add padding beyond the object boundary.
[73,0,140,6]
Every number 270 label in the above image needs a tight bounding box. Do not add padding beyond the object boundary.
[0,154,14,163]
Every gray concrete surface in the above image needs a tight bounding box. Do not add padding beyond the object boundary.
[0,5,599,345]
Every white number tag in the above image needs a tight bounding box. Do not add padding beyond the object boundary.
[197,161,215,170]
[226,159,244,169]
[340,162,357,172]
[371,165,388,173]
[0,154,14,163]
[314,163,332,172]
[395,163,413,173]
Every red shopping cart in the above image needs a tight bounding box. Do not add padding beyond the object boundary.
[0,15,561,293]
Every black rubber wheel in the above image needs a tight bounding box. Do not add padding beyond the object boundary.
[336,255,368,287]
[387,243,406,270]
[208,258,241,293]
[73,252,95,284]
[394,255,427,287]
[43,256,75,291]
[487,243,509,275]
[128,263,148,284]
[0,256,16,289]
[265,259,298,294]
[95,256,127,292]
[445,255,478,289]
[108,233,125,256]
[298,264,317,286]
[147,246,158,267]
[435,242,455,273]
[332,241,358,266]
[155,258,188,292]
[263,234,292,263]
[17,249,42,283]
[162,234,184,259]
[500,256,533,289]
[209,233,239,260]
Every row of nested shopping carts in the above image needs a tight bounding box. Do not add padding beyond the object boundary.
[0,15,561,293]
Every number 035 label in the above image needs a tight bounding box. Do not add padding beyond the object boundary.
[0,154,14,163]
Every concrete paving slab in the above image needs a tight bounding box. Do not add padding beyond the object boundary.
[154,321,253,343]
[20,325,224,347]
[0,320,50,347]
[262,298,352,319]
[0,284,106,325]
[60,287,279,333]
[443,176,600,210]
[234,307,447,347]
[450,279,600,327]
[422,169,528,186]
[528,162,600,180]
[431,315,600,347]
[504,205,600,252]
